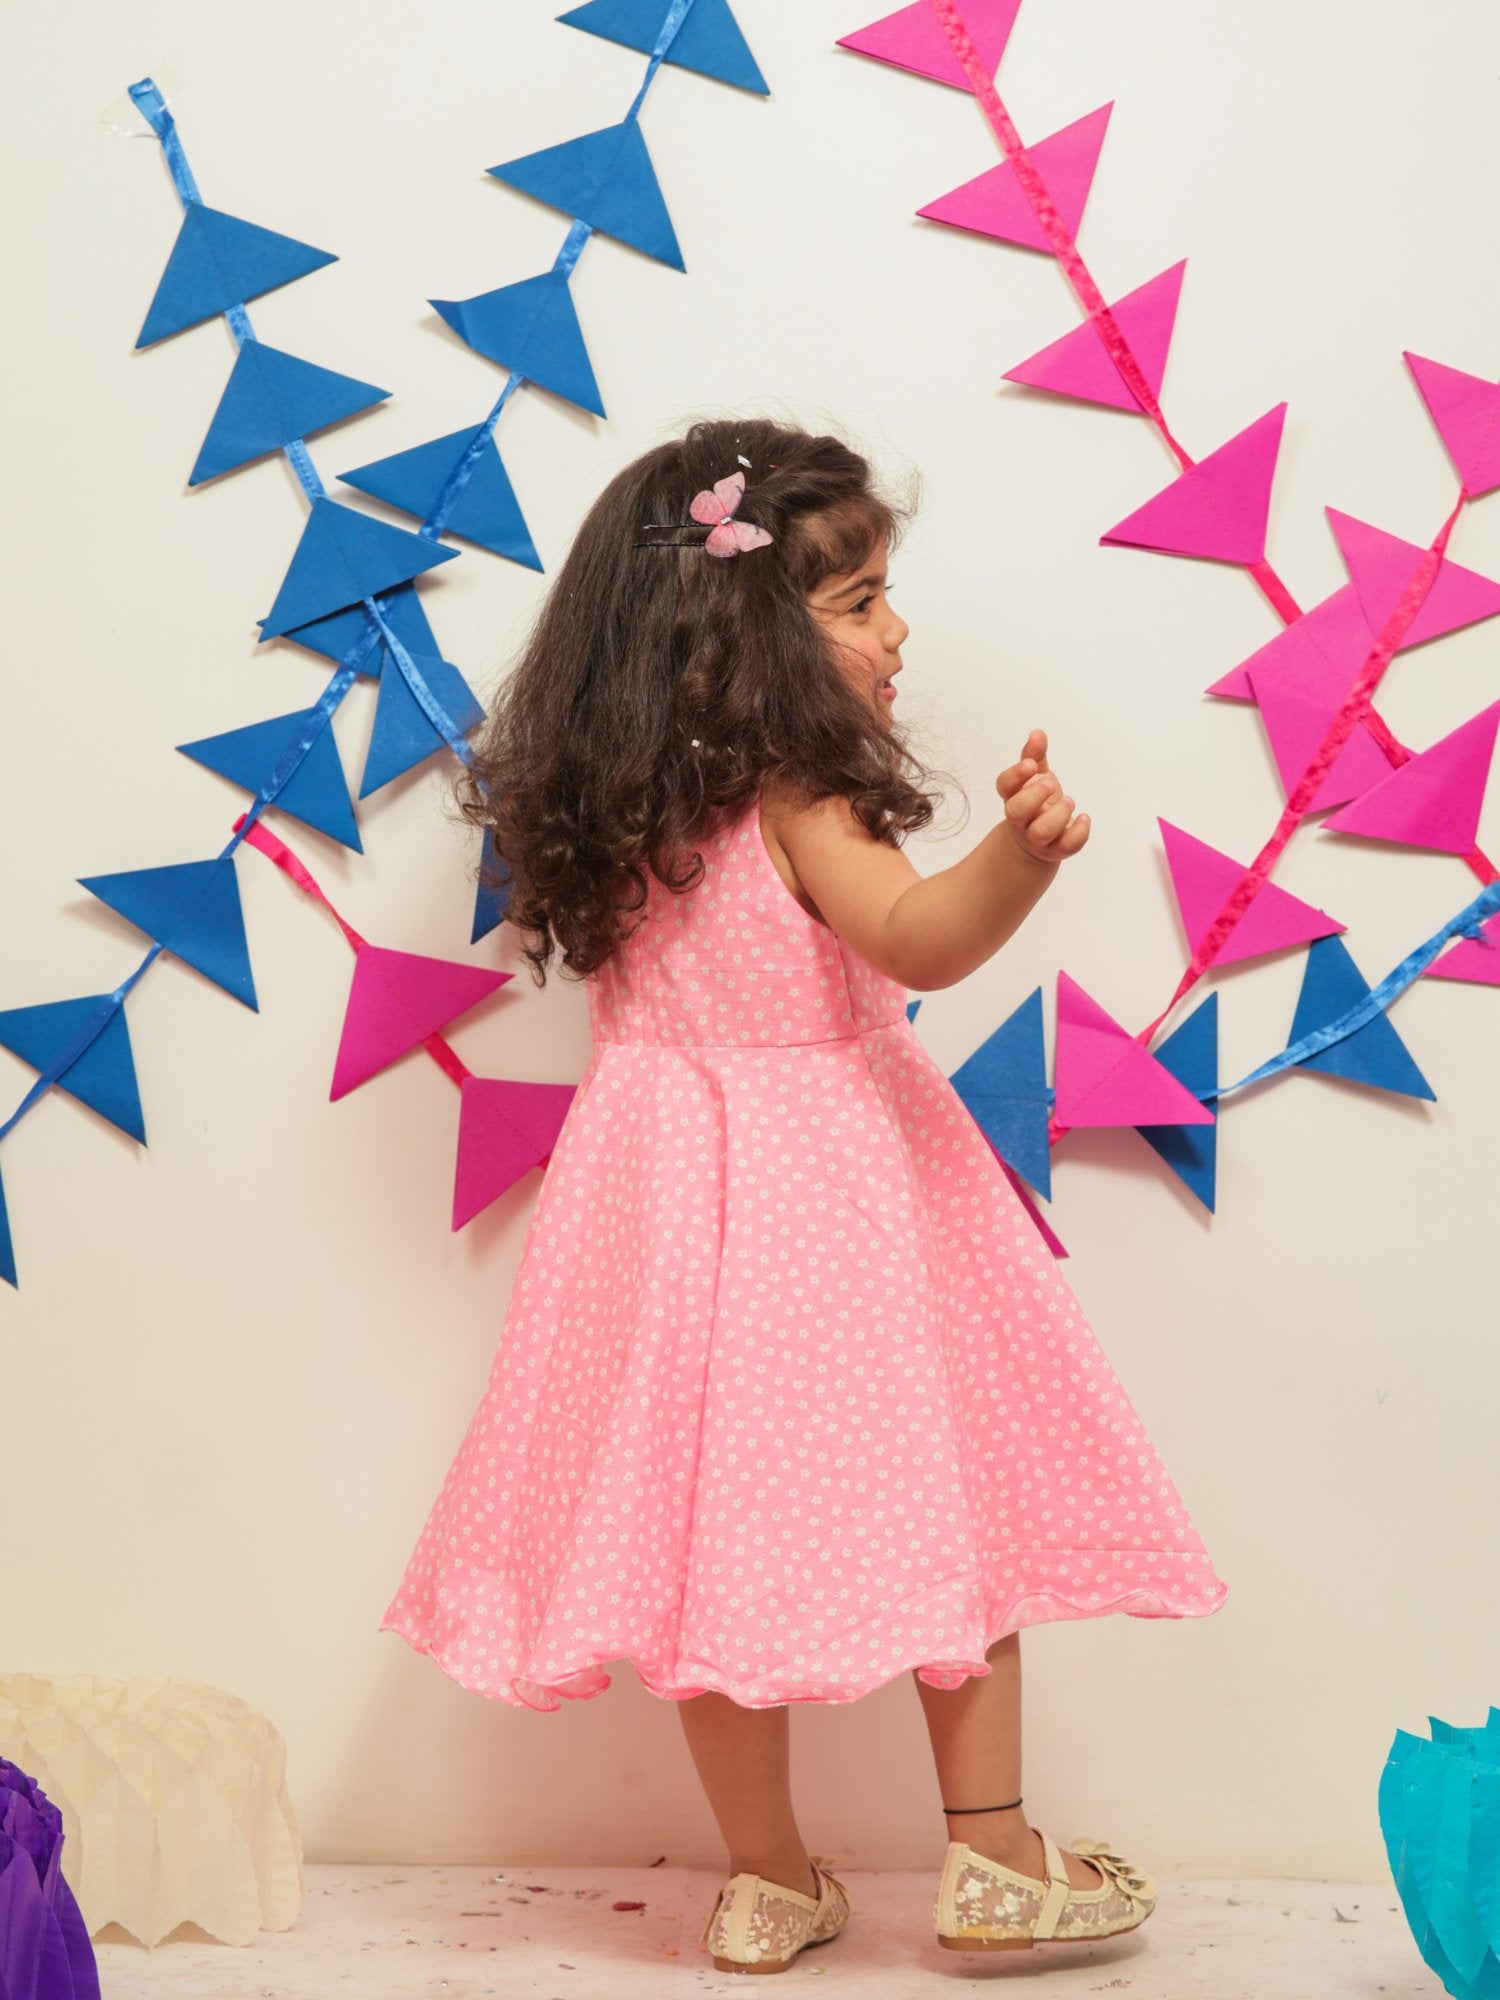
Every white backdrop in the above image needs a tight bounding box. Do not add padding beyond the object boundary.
[4,0,1499,1878]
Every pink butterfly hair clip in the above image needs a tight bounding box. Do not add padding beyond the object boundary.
[636,468,774,558]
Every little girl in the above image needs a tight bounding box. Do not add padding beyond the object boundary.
[380,416,1228,1972]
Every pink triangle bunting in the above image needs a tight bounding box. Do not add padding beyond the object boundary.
[1101,404,1287,566]
[331,946,511,1100]
[1054,971,1215,1128]
[1404,352,1500,498]
[836,0,1023,90]
[1003,260,1186,413]
[1427,915,1500,988]
[453,1075,577,1229]
[1158,820,1344,967]
[1327,508,1500,650]
[1321,700,1500,855]
[1245,631,1396,814]
[1207,583,1370,702]
[917,104,1113,253]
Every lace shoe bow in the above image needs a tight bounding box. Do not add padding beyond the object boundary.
[1070,1841,1156,1901]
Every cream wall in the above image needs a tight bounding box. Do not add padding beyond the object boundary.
[4,0,1498,1879]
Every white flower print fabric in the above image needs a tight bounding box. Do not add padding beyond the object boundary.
[379,778,1228,1710]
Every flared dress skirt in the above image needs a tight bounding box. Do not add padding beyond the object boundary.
[379,780,1228,1710]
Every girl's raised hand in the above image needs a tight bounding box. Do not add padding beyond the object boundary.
[995,727,1091,865]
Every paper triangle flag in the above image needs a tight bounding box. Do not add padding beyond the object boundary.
[1208,582,1369,701]
[453,1076,578,1229]
[360,653,485,796]
[0,1157,13,1290]
[136,203,337,348]
[948,986,1052,1198]
[258,496,458,641]
[472,825,513,945]
[918,105,1112,253]
[1158,820,1343,967]
[1003,260,1186,413]
[77,859,257,1009]
[1321,700,1500,855]
[1327,509,1500,651]
[1289,936,1434,1100]
[331,947,511,1099]
[559,0,769,94]
[1245,640,1395,814]
[189,342,389,485]
[837,0,1022,90]
[998,1158,1067,1256]
[274,580,437,681]
[488,120,683,270]
[1102,404,1287,565]
[1054,971,1214,1128]
[431,272,604,416]
[0,995,146,1143]
[1134,994,1218,1211]
[337,428,541,569]
[176,707,363,852]
[1427,913,1500,988]
[1404,351,1500,498]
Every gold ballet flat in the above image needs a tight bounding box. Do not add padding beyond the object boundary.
[934,1830,1157,1951]
[699,1852,852,1974]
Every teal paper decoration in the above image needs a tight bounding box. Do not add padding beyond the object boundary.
[1379,1709,1500,2000]
[338,429,542,569]
[0,997,146,1144]
[559,0,769,94]
[189,341,389,485]
[487,120,685,270]
[176,708,364,852]
[136,203,336,347]
[77,858,258,1010]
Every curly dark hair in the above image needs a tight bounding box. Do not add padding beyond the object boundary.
[451,414,953,985]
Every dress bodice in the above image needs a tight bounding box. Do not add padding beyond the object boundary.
[585,781,910,1050]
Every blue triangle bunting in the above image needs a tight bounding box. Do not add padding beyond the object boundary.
[189,341,389,485]
[259,496,459,640]
[360,655,485,796]
[177,708,363,852]
[488,120,684,270]
[559,0,769,94]
[430,272,604,415]
[0,1157,14,1289]
[136,203,337,348]
[1135,994,1218,1211]
[948,986,1053,1199]
[1289,936,1435,1100]
[338,429,542,569]
[471,825,514,944]
[275,580,438,682]
[906,996,922,1022]
[0,996,147,1144]
[78,859,258,1010]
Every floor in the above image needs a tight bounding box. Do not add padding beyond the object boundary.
[93,1862,1445,1998]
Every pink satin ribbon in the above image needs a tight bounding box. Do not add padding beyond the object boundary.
[922,0,1496,1137]
[234,814,473,1089]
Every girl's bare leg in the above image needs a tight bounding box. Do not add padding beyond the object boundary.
[677,1693,821,1898]
[912,1632,1103,1890]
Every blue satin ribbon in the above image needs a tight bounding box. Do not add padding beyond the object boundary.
[1211,878,1500,1102]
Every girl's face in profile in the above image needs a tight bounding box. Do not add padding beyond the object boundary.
[806,540,909,725]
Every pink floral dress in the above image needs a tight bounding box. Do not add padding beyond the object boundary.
[380,779,1228,1709]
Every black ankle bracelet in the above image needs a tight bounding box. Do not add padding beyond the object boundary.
[942,1795,1022,1813]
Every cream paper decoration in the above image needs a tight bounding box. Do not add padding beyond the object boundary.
[0,1671,303,1947]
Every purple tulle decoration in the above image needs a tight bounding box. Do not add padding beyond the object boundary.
[0,1757,99,2000]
